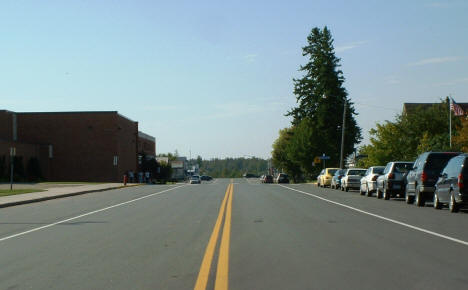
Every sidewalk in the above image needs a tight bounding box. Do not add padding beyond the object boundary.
[0,183,136,208]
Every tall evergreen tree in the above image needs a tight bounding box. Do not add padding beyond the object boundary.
[286,26,361,171]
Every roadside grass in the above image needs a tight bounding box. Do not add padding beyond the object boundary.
[40,182,105,185]
[0,189,46,197]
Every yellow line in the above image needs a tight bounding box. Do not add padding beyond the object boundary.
[194,184,231,290]
[215,183,233,290]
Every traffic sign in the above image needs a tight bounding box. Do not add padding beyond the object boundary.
[320,156,330,160]
[314,156,321,164]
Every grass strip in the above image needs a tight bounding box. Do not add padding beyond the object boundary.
[0,189,46,197]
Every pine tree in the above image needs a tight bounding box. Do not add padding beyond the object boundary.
[286,26,361,171]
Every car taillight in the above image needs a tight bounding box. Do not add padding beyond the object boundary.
[338,175,342,178]
[388,173,394,179]
[421,171,427,182]
[458,174,464,190]
[372,175,378,181]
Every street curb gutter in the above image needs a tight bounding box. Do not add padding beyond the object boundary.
[0,184,141,209]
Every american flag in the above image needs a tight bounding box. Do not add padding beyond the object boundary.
[450,97,465,116]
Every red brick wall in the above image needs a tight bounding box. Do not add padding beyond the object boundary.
[116,114,138,180]
[15,112,138,182]
[0,110,13,140]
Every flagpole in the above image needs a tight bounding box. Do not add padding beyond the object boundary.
[449,94,452,148]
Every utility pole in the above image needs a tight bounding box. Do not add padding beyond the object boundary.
[449,95,452,148]
[10,147,15,190]
[339,100,347,169]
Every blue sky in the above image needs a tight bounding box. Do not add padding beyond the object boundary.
[1,0,467,159]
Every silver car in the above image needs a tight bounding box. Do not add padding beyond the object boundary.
[189,175,201,184]
[360,166,385,196]
[341,168,367,192]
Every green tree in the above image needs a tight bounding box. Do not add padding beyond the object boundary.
[357,100,458,167]
[284,26,361,175]
[272,127,302,182]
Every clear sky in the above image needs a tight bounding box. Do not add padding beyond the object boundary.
[1,0,467,159]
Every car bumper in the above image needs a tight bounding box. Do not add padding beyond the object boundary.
[367,181,378,192]
[346,182,361,189]
[419,186,435,193]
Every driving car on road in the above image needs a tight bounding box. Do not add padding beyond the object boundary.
[331,169,346,189]
[376,162,413,200]
[189,175,201,184]
[200,175,213,181]
[275,173,290,183]
[262,175,273,183]
[360,166,385,196]
[341,168,366,192]
[433,154,468,212]
[317,168,339,187]
[405,152,461,206]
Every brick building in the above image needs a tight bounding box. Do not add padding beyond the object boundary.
[0,110,155,182]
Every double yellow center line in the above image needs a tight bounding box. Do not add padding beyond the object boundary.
[194,183,234,290]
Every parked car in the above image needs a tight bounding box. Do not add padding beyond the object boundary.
[360,166,385,196]
[259,175,265,182]
[200,175,213,181]
[331,169,346,189]
[341,168,367,192]
[317,168,339,187]
[189,175,201,184]
[316,169,325,186]
[275,173,290,183]
[263,175,273,183]
[433,154,468,212]
[376,162,413,199]
[405,152,461,206]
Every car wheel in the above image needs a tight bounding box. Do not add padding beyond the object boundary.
[366,185,372,197]
[433,191,442,210]
[345,186,349,192]
[405,185,414,204]
[449,193,459,213]
[415,188,425,207]
[341,184,345,191]
[360,186,365,195]
[383,188,390,200]
[376,189,382,199]
[331,184,335,189]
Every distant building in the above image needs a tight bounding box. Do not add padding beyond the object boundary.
[0,110,156,182]
[171,157,187,181]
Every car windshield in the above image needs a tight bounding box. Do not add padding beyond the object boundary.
[426,154,460,174]
[373,167,384,174]
[394,163,413,173]
[393,163,413,173]
[348,170,366,176]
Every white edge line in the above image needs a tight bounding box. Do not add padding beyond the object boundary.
[0,184,187,243]
[279,185,468,247]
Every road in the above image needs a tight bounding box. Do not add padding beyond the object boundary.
[1,178,468,289]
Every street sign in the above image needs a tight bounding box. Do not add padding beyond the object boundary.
[320,156,330,160]
[314,156,321,164]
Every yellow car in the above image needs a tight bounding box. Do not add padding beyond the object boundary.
[317,168,340,187]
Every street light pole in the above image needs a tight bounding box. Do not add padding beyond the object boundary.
[10,147,15,190]
[340,100,347,169]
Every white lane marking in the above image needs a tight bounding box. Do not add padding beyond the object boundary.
[279,185,468,247]
[0,185,187,243]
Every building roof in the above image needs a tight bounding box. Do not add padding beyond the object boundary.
[138,131,156,142]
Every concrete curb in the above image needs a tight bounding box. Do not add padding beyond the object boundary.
[0,184,141,209]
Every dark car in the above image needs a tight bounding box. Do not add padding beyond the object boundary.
[405,152,461,206]
[263,175,273,183]
[331,169,346,189]
[200,175,213,181]
[275,173,289,183]
[434,154,468,212]
[376,162,413,200]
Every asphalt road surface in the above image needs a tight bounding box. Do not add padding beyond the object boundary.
[1,178,468,290]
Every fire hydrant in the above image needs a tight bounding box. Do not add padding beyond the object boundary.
[123,174,128,186]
